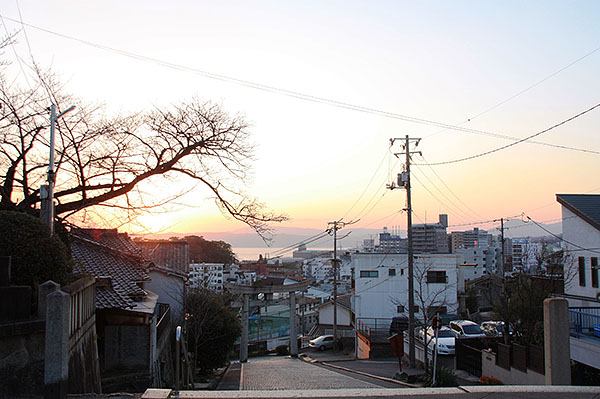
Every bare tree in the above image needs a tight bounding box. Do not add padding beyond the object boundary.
[391,261,454,374]
[0,65,286,238]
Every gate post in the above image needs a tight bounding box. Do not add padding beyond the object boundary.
[44,290,70,399]
[544,298,571,385]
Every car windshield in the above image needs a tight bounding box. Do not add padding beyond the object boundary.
[463,325,482,334]
[436,330,455,338]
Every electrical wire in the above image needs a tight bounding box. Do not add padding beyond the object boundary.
[339,147,390,222]
[523,214,600,255]
[419,103,600,166]
[416,154,485,221]
[411,167,480,223]
[424,44,600,141]
[6,12,597,159]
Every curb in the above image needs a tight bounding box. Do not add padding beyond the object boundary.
[320,361,418,388]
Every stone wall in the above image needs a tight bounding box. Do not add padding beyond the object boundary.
[0,319,46,396]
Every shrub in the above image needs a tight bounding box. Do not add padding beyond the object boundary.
[424,366,458,387]
[0,211,72,288]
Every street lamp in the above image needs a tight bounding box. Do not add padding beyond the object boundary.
[41,104,75,235]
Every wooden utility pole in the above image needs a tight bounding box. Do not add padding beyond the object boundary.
[389,135,421,368]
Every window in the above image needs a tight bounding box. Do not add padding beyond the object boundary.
[413,305,420,313]
[397,305,404,313]
[400,268,404,276]
[426,270,447,284]
[360,270,378,278]
[389,268,396,277]
[592,257,599,289]
[579,257,586,287]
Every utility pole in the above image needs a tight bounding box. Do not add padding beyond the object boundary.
[389,135,421,368]
[42,104,75,235]
[327,220,354,348]
[500,218,505,276]
[328,220,342,347]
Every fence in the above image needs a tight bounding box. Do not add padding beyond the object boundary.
[457,336,544,379]
[45,276,101,398]
[455,337,486,377]
[356,318,392,342]
[569,307,600,341]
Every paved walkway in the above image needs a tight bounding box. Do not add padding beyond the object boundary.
[239,356,403,390]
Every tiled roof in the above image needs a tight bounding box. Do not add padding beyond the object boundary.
[73,228,143,256]
[71,232,149,310]
[556,194,600,231]
[136,240,190,274]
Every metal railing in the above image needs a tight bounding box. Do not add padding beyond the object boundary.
[356,319,372,340]
[175,325,195,391]
[569,307,600,341]
[156,303,170,341]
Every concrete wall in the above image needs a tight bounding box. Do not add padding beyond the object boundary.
[318,303,351,326]
[481,349,545,385]
[571,336,600,370]
[146,271,185,323]
[104,324,150,370]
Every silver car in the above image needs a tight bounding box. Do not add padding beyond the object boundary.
[309,335,334,351]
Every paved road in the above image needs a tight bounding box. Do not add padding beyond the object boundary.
[240,356,405,390]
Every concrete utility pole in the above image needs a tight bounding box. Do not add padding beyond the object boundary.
[328,220,341,346]
[327,220,354,347]
[389,135,421,368]
[42,104,75,235]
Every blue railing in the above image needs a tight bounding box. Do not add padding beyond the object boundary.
[569,307,600,341]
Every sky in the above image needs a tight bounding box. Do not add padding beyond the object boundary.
[1,1,599,246]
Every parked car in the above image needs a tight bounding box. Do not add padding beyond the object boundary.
[309,335,334,351]
[449,320,486,338]
[419,326,456,355]
[481,321,513,337]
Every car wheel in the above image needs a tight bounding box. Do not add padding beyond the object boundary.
[319,345,325,351]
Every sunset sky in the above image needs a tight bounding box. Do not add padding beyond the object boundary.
[1,1,599,243]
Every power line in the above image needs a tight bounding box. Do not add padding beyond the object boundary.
[420,103,600,166]
[424,44,600,142]
[524,214,600,255]
[411,167,480,223]
[4,13,597,160]
[416,154,486,221]
[267,230,330,258]
[339,147,389,222]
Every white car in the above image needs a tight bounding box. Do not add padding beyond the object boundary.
[309,335,334,351]
[420,327,456,355]
[449,320,486,338]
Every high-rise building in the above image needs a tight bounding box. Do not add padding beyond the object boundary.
[412,214,449,254]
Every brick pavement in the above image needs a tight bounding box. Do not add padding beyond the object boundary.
[240,356,395,390]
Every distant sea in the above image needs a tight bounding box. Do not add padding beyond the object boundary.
[233,247,331,262]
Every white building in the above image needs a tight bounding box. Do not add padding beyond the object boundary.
[303,257,333,284]
[351,252,459,324]
[511,238,542,274]
[556,193,600,374]
[189,263,224,292]
[224,266,257,286]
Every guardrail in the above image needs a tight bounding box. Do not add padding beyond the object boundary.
[175,325,195,391]
[569,307,600,341]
